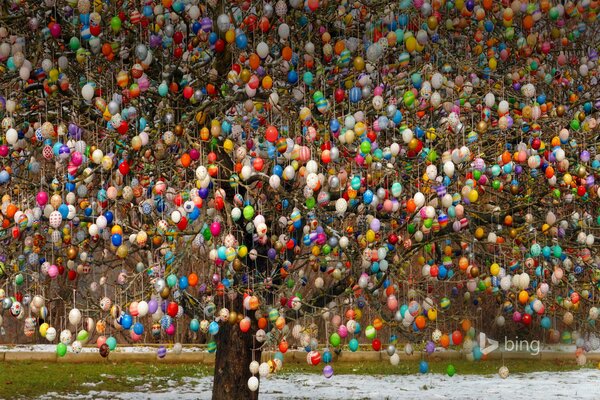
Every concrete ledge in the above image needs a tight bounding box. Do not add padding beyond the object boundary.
[4,352,56,362]
[0,349,586,364]
[335,351,381,362]
[58,352,104,363]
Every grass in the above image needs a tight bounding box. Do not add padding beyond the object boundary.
[0,359,589,399]
[0,362,211,399]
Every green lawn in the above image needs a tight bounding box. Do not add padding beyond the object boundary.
[0,359,588,399]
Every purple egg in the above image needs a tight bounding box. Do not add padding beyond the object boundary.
[150,34,163,49]
[580,150,590,162]
[198,187,209,199]
[426,341,436,354]
[157,346,167,358]
[200,17,212,32]
[323,365,334,379]
[267,248,277,259]
[147,299,158,314]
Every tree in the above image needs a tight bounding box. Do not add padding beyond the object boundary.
[0,0,600,398]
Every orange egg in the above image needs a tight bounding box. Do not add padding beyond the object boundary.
[518,290,529,304]
[188,273,198,286]
[522,15,534,30]
[261,75,273,90]
[5,204,17,219]
[415,315,426,330]
[249,53,260,70]
[180,153,191,168]
[461,319,471,332]
[257,317,267,330]
[334,40,345,55]
[373,318,383,330]
[281,46,292,61]
[275,316,286,330]
[459,257,469,271]
[440,334,450,348]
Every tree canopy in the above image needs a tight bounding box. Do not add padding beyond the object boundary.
[0,0,599,394]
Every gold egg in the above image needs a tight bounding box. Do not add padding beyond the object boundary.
[578,165,587,178]
[477,121,487,133]
[66,246,78,260]
[174,124,184,136]
[233,258,243,271]
[228,311,237,324]
[160,287,170,299]
[556,105,566,117]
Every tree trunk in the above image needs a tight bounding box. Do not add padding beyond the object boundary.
[212,297,261,400]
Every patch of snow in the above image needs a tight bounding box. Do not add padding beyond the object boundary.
[39,370,600,400]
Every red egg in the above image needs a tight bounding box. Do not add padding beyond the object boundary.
[167,302,179,318]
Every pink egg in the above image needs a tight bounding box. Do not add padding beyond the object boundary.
[71,151,83,166]
[96,336,107,348]
[48,264,59,278]
[210,221,221,236]
[165,324,176,336]
[36,191,48,206]
[189,148,200,160]
[130,331,142,341]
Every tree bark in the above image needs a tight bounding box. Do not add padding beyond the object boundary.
[212,297,261,400]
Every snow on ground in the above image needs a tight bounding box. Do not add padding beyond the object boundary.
[41,370,600,400]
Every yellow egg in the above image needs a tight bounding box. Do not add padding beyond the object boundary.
[490,263,500,276]
[39,322,49,337]
[427,308,437,321]
[366,229,376,242]
[468,189,479,203]
[49,69,59,82]
[223,138,234,153]
[405,36,417,52]
[225,29,235,44]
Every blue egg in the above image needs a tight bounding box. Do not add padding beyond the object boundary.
[419,360,429,373]
[541,316,551,329]
[438,266,448,279]
[349,87,362,103]
[111,234,122,246]
[142,5,153,17]
[121,314,133,330]
[287,70,298,84]
[58,204,69,218]
[330,119,340,132]
[190,319,200,332]
[0,170,10,184]
[208,321,219,335]
[235,33,248,49]
[303,71,313,86]
[133,322,144,335]
[189,207,200,220]
[179,276,189,290]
